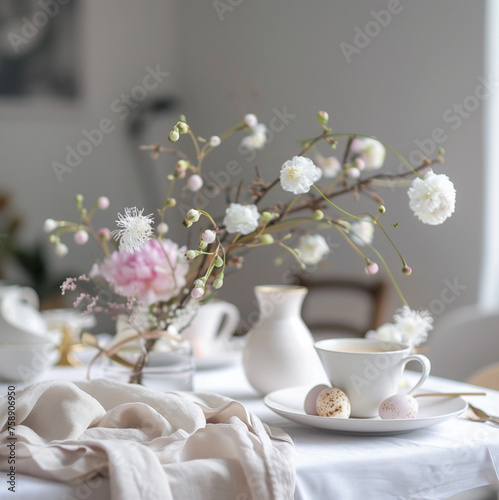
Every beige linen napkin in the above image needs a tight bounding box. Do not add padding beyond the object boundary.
[0,379,295,500]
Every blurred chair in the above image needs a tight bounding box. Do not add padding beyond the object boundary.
[467,362,499,390]
[293,274,390,340]
[426,304,499,382]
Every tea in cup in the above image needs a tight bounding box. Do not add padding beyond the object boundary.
[314,338,431,418]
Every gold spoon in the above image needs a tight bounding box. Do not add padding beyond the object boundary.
[466,404,499,425]
[413,392,487,398]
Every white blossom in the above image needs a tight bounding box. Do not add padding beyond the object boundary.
[408,169,456,225]
[297,234,330,265]
[349,217,374,246]
[241,123,267,151]
[112,207,154,253]
[393,306,433,347]
[223,203,260,235]
[366,323,402,343]
[351,137,386,170]
[280,156,318,195]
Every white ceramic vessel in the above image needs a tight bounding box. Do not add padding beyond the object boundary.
[242,285,326,395]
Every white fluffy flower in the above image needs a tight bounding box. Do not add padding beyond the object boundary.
[351,138,386,170]
[349,217,374,246]
[280,156,318,194]
[408,169,456,225]
[241,123,267,151]
[112,207,154,253]
[393,306,433,347]
[366,323,402,343]
[223,203,260,235]
[297,234,330,265]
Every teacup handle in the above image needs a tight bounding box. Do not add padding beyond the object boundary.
[402,353,431,396]
[215,302,240,342]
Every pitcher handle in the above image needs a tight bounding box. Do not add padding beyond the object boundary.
[215,302,240,342]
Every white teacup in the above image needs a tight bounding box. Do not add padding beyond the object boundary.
[314,338,431,418]
[181,301,240,358]
[0,283,39,309]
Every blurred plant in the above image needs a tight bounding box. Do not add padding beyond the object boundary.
[44,110,456,380]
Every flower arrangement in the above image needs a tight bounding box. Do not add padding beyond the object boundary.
[44,110,455,380]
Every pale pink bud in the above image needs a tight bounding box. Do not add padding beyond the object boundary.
[178,170,186,178]
[187,174,203,192]
[209,136,221,147]
[348,167,361,179]
[191,287,204,300]
[202,230,216,244]
[98,196,110,210]
[402,266,412,276]
[43,218,57,233]
[243,113,258,128]
[97,228,111,240]
[315,167,323,181]
[365,262,379,275]
[354,158,366,171]
[157,223,169,235]
[74,230,89,245]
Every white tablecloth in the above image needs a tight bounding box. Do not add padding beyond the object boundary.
[1,359,499,500]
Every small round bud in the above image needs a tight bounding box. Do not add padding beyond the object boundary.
[209,136,221,147]
[378,205,386,214]
[213,276,224,289]
[169,128,180,142]
[164,198,176,207]
[191,287,204,300]
[317,110,329,125]
[354,158,366,171]
[243,113,258,128]
[157,222,169,235]
[177,122,189,134]
[347,167,361,179]
[97,196,110,210]
[182,219,193,228]
[186,250,199,260]
[338,220,351,230]
[402,266,412,276]
[74,230,89,245]
[438,147,445,155]
[194,279,205,288]
[187,174,203,192]
[199,241,208,250]
[97,228,111,241]
[259,234,274,245]
[365,262,379,275]
[294,248,302,257]
[55,242,68,257]
[76,194,84,204]
[214,255,223,268]
[201,229,216,244]
[49,234,58,244]
[43,218,57,233]
[261,211,274,222]
[186,209,200,222]
[274,257,283,266]
[176,160,189,172]
[313,210,325,221]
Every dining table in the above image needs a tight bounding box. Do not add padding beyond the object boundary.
[1,350,499,500]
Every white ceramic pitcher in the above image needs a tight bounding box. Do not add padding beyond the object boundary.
[181,300,240,358]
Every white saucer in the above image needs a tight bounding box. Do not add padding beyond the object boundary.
[264,386,468,436]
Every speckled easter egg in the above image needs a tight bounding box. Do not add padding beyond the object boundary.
[379,394,419,419]
[316,387,351,418]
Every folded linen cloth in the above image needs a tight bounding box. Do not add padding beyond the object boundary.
[0,379,295,500]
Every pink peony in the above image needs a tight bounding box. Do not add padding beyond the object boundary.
[92,238,189,305]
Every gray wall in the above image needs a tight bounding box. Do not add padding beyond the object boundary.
[1,1,485,329]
